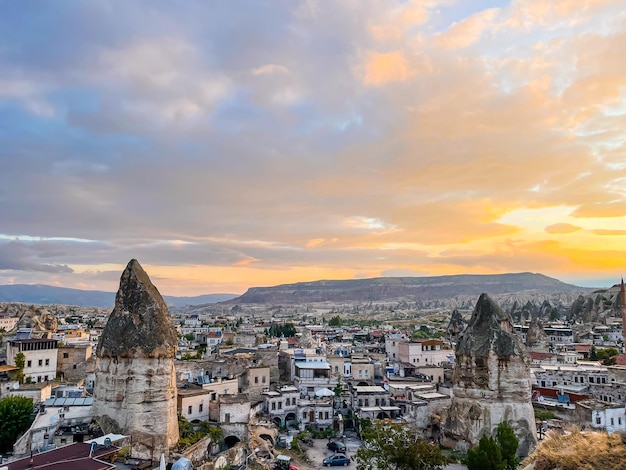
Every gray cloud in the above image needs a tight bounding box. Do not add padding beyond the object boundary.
[0,241,74,273]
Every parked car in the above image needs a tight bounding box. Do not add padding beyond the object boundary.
[326,440,346,453]
[322,454,351,467]
[274,454,300,470]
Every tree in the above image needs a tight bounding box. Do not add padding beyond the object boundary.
[356,420,448,470]
[13,352,25,383]
[328,315,343,327]
[466,421,519,470]
[466,435,504,470]
[496,421,519,470]
[0,396,34,453]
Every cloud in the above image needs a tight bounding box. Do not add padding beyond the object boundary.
[434,8,500,49]
[361,51,416,85]
[0,1,625,294]
[545,223,582,234]
[0,241,74,273]
[251,64,290,76]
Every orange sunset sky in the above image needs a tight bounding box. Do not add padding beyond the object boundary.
[1,0,625,296]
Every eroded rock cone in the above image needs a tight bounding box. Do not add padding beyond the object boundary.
[97,259,178,359]
[94,259,179,459]
[446,293,537,457]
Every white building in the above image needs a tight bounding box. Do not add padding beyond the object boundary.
[178,387,210,422]
[589,404,626,434]
[7,338,59,383]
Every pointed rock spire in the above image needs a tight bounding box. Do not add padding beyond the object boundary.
[97,259,178,359]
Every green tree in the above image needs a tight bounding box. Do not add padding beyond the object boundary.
[328,316,343,327]
[496,421,519,470]
[467,422,519,470]
[0,396,34,453]
[13,352,25,383]
[466,435,504,470]
[356,420,448,470]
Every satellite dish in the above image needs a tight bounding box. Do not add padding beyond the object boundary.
[13,382,19,390]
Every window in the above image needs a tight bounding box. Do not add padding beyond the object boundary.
[211,393,217,400]
[27,360,32,367]
[38,360,43,366]
[278,402,282,410]
[611,418,615,426]
[596,415,602,424]
[325,411,329,419]
[272,402,276,410]
[590,377,594,383]
[199,403,203,413]
[45,359,49,366]
[255,377,259,384]
[619,417,622,425]
[225,413,230,423]
[188,405,192,415]
[262,376,266,383]
[44,375,48,381]
[63,353,69,359]
[364,399,369,407]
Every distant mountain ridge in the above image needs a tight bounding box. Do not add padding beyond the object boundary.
[0,284,238,308]
[225,272,591,305]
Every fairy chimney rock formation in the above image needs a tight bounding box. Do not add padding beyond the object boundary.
[525,316,549,351]
[446,308,467,344]
[93,259,179,459]
[446,293,537,457]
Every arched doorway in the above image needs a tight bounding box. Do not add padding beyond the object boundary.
[224,435,241,449]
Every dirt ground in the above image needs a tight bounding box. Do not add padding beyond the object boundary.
[294,434,361,469]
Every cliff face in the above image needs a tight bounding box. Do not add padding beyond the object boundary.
[93,259,179,459]
[447,294,537,456]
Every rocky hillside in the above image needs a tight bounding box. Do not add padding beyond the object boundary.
[0,284,237,308]
[225,273,591,306]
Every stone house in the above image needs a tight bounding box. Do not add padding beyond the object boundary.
[7,337,59,383]
[211,393,251,424]
[262,385,299,427]
[178,386,211,422]
[398,339,451,367]
[57,342,93,382]
[298,397,333,430]
[350,385,398,419]
[245,366,270,396]
[349,355,375,385]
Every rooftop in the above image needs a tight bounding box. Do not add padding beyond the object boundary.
[6,442,119,470]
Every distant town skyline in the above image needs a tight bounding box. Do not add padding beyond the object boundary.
[1,1,625,296]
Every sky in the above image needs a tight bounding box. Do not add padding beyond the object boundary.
[1,0,626,296]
